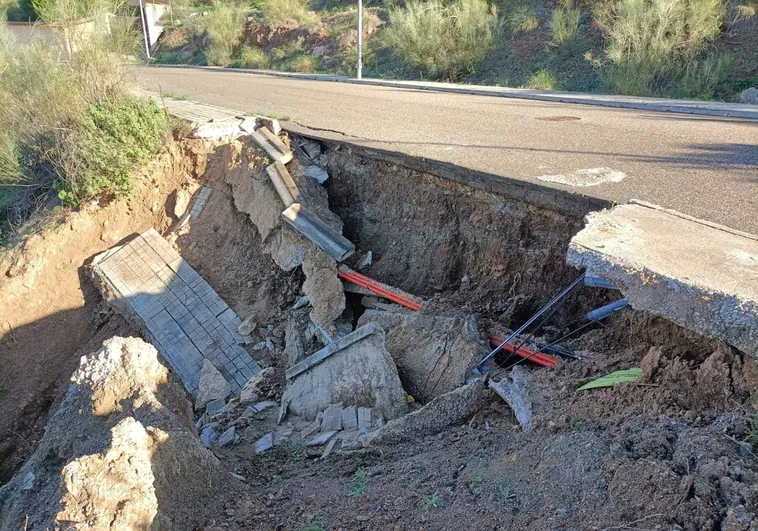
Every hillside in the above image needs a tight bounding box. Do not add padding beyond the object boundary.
[153,0,758,102]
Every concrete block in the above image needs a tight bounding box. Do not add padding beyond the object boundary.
[357,407,372,431]
[342,406,358,430]
[282,323,407,421]
[205,398,226,418]
[307,430,337,447]
[217,426,236,447]
[321,403,343,432]
[200,426,219,448]
[567,202,758,357]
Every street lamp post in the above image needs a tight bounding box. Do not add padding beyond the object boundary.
[357,0,363,79]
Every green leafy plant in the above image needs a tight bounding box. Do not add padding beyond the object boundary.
[348,468,369,497]
[237,46,271,69]
[383,0,501,81]
[422,491,443,509]
[285,54,318,73]
[204,0,248,66]
[577,368,642,391]
[549,0,581,45]
[507,4,540,36]
[468,473,483,494]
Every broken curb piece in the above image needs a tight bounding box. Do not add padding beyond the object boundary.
[266,161,301,208]
[281,203,355,262]
[251,126,293,164]
[567,201,758,356]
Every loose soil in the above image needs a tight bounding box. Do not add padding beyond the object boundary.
[2,132,758,530]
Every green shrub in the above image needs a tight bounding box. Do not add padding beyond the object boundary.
[524,68,560,89]
[549,0,581,45]
[238,45,271,68]
[384,0,501,81]
[597,0,726,96]
[507,4,540,36]
[285,53,318,72]
[261,0,320,29]
[204,0,247,66]
[54,97,169,206]
[678,53,733,99]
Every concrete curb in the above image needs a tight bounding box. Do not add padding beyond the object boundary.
[143,63,758,120]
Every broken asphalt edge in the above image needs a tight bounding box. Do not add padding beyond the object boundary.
[143,65,758,120]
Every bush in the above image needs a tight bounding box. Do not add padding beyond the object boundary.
[549,0,581,45]
[384,0,501,81]
[507,4,540,36]
[285,53,318,72]
[597,0,726,96]
[204,0,247,66]
[524,68,560,89]
[54,98,169,206]
[237,45,271,68]
[261,0,320,29]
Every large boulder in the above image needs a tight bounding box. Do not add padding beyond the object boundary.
[0,337,235,531]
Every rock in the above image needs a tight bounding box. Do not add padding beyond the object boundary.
[303,165,329,184]
[355,251,373,270]
[282,323,407,421]
[217,426,236,447]
[238,317,255,337]
[307,431,337,447]
[250,400,278,413]
[0,337,233,531]
[265,338,275,353]
[358,310,486,402]
[173,189,191,218]
[375,415,385,429]
[201,426,219,448]
[284,321,306,368]
[293,295,310,309]
[299,138,322,159]
[21,472,34,491]
[362,379,490,446]
[342,406,358,430]
[255,433,274,454]
[240,367,276,404]
[740,87,758,105]
[311,44,331,58]
[301,248,345,334]
[488,367,533,432]
[195,360,231,411]
[205,398,227,419]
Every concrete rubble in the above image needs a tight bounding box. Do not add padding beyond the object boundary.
[282,323,408,420]
[0,337,234,531]
[567,201,758,357]
[358,309,486,402]
[195,359,231,410]
[488,367,533,432]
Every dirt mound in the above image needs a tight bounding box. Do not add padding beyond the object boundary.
[0,337,235,531]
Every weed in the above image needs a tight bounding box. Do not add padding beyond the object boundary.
[497,482,517,501]
[348,467,369,497]
[422,491,443,509]
[267,474,283,487]
[204,0,247,66]
[300,514,328,531]
[237,46,271,69]
[507,4,540,36]
[549,0,581,45]
[468,473,484,494]
[0,386,9,393]
[281,114,294,121]
[383,0,501,81]
[746,414,758,446]
[524,68,560,89]
[262,0,320,29]
[163,92,188,100]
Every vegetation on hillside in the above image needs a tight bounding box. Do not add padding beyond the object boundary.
[151,0,757,101]
[0,1,170,244]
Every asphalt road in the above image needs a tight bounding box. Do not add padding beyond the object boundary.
[134,66,758,233]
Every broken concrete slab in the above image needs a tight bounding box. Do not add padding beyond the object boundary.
[251,126,293,164]
[488,367,533,432]
[250,401,278,414]
[307,431,337,447]
[299,138,322,160]
[284,321,306,368]
[342,406,358,430]
[302,165,329,184]
[195,360,232,411]
[266,161,301,208]
[200,426,219,448]
[320,436,338,460]
[217,426,236,447]
[205,398,226,419]
[358,309,486,402]
[282,203,355,262]
[567,201,758,356]
[254,433,274,454]
[361,380,489,446]
[301,248,346,334]
[301,420,321,439]
[282,323,407,420]
[240,367,276,404]
[357,407,372,431]
[321,403,344,432]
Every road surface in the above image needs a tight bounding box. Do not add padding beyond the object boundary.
[133,66,758,233]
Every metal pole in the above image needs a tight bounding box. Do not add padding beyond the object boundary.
[139,0,150,59]
[357,0,363,79]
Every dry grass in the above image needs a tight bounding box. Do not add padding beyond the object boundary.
[261,0,320,29]
[205,0,248,66]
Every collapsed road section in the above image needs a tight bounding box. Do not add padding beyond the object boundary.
[2,94,758,530]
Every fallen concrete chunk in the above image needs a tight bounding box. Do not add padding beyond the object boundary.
[488,367,533,432]
[255,433,274,454]
[320,436,338,460]
[250,400,278,414]
[362,380,489,446]
[266,161,301,208]
[282,203,355,262]
[205,398,227,419]
[240,367,276,404]
[342,406,358,430]
[284,321,306,367]
[195,360,232,411]
[217,426,236,447]
[282,323,407,420]
[357,407,372,431]
[251,126,293,164]
[301,420,321,439]
[21,472,34,492]
[307,431,337,447]
[567,201,758,356]
[194,119,244,139]
[322,403,344,432]
[299,138,322,159]
[358,310,486,402]
[303,165,329,184]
